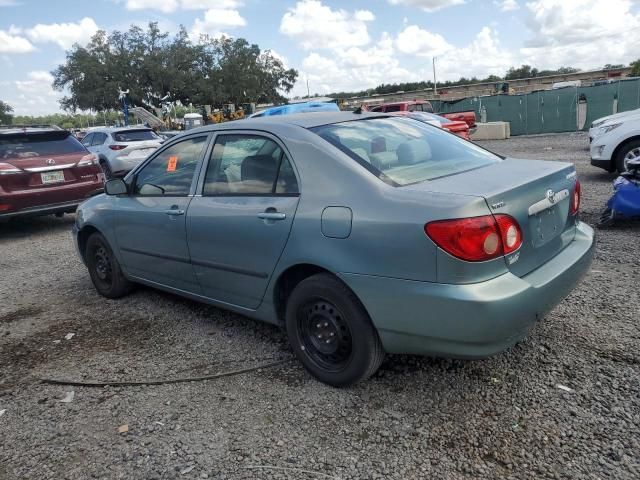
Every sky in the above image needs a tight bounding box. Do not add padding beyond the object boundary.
[1,0,640,116]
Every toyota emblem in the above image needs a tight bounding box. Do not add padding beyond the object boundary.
[546,189,556,204]
[46,158,56,165]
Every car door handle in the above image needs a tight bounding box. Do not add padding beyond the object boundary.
[164,209,185,216]
[257,212,286,221]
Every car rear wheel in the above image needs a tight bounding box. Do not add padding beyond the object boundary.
[99,159,113,180]
[85,232,133,299]
[285,273,384,387]
[615,139,640,173]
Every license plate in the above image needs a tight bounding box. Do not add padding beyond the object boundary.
[129,148,153,158]
[41,171,65,184]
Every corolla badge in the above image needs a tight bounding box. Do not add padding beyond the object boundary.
[46,158,56,165]
[546,189,556,204]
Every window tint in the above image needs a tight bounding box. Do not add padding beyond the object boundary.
[134,136,207,196]
[203,135,298,195]
[385,105,402,112]
[312,117,500,186]
[92,132,107,146]
[81,133,93,146]
[0,131,86,160]
[114,129,159,142]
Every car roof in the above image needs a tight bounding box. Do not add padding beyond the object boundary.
[88,126,153,132]
[193,111,391,132]
[0,125,63,135]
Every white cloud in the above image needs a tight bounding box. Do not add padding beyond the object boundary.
[520,0,640,70]
[125,0,241,12]
[494,0,518,11]
[125,0,179,13]
[387,0,465,12]
[396,25,452,57]
[434,27,514,80]
[0,29,34,53]
[190,8,247,40]
[280,0,373,50]
[26,17,99,50]
[181,0,242,8]
[294,33,419,96]
[0,0,20,5]
[7,70,62,116]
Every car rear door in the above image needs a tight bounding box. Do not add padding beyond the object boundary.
[113,134,211,292]
[186,132,300,309]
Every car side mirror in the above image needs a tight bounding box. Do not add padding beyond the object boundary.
[104,178,128,195]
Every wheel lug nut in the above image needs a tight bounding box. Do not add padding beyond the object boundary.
[323,322,328,327]
[316,323,321,328]
[317,335,322,339]
[325,339,330,343]
[330,332,335,336]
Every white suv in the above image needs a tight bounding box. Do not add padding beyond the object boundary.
[81,127,163,178]
[590,112,640,173]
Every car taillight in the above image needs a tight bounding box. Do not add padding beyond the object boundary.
[109,145,127,150]
[77,153,99,166]
[0,162,21,175]
[425,214,522,262]
[570,179,581,215]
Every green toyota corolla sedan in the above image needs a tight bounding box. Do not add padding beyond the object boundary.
[73,112,595,386]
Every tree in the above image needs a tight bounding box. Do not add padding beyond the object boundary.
[603,64,625,70]
[0,100,13,125]
[630,59,640,77]
[52,23,298,113]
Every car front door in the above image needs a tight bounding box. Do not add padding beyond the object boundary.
[113,134,210,292]
[187,133,300,309]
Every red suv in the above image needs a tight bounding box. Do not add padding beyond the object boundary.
[0,126,104,220]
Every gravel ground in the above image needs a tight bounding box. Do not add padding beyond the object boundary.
[1,132,638,480]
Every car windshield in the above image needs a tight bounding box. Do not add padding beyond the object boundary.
[312,117,500,186]
[0,131,86,160]
[113,129,159,142]
[409,111,452,124]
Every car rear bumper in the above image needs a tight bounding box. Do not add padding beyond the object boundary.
[0,181,103,218]
[340,221,595,358]
[0,199,82,219]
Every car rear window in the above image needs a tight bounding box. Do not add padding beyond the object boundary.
[0,131,86,160]
[311,117,500,186]
[112,129,159,142]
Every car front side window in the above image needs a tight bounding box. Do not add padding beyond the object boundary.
[134,136,208,196]
[203,134,298,196]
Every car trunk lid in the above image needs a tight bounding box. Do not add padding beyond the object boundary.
[409,158,578,277]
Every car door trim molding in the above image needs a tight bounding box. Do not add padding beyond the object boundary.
[191,258,269,279]
[121,246,190,264]
[121,246,268,278]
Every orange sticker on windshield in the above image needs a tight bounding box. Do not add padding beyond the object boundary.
[167,156,178,172]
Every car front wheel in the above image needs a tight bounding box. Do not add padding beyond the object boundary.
[85,232,133,299]
[285,273,385,387]
[616,139,640,173]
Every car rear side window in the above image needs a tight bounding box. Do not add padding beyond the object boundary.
[113,129,159,142]
[134,136,207,196]
[0,132,86,160]
[311,117,500,186]
[203,135,298,195]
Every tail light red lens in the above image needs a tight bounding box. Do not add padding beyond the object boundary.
[77,153,99,166]
[109,145,127,150]
[425,214,522,262]
[0,162,22,175]
[570,179,581,215]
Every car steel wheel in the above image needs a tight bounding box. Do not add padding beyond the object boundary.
[93,245,113,286]
[297,298,353,372]
[623,147,640,171]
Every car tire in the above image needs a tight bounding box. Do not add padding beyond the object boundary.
[85,232,133,299]
[99,159,113,180]
[615,139,640,173]
[285,273,385,387]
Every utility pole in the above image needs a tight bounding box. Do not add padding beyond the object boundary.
[433,57,438,96]
[306,78,310,98]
